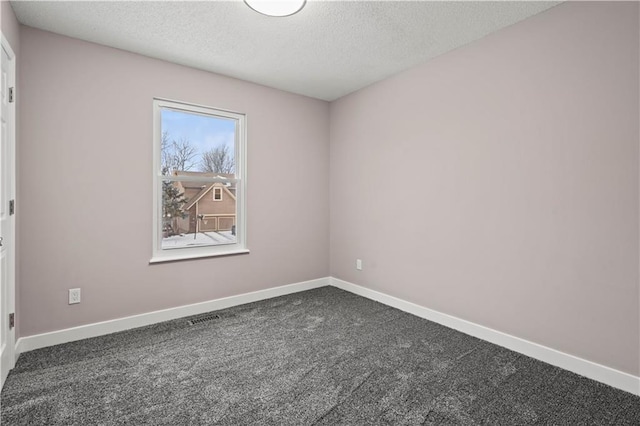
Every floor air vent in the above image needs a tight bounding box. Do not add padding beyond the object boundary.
[188,314,220,325]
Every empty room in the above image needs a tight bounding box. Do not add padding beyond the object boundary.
[0,0,639,424]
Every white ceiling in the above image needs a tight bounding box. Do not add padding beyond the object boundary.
[10,1,560,101]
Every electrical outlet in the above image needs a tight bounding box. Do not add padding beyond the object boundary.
[68,288,81,305]
[356,259,363,271]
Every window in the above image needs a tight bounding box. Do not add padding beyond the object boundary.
[213,187,223,201]
[151,98,247,262]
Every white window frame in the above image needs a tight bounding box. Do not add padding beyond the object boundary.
[150,98,248,263]
[213,187,223,201]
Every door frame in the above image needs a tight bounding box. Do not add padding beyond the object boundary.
[0,32,17,390]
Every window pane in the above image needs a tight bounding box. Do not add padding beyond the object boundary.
[153,99,245,261]
[160,108,236,177]
[161,177,238,250]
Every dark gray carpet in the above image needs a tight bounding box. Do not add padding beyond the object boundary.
[1,287,639,425]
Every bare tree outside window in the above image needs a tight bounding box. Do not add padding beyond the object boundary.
[200,145,235,174]
[161,132,196,235]
[161,133,198,175]
[161,131,172,175]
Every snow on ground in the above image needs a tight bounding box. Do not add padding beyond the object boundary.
[162,231,236,249]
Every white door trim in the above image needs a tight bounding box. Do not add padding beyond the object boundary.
[0,32,16,391]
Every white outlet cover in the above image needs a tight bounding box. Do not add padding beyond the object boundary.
[68,288,81,304]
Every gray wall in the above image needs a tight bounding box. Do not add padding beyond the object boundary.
[329,2,639,375]
[12,1,640,378]
[18,26,330,337]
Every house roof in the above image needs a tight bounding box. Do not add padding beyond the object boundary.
[173,170,235,189]
[174,170,234,182]
[183,183,236,211]
[172,171,237,211]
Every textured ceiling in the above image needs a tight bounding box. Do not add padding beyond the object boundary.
[10,1,560,101]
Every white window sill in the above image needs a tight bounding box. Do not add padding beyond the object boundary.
[149,249,250,264]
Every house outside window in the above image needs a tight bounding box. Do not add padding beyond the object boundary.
[151,98,248,262]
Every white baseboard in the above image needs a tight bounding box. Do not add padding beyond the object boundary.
[13,275,639,397]
[330,277,640,396]
[15,277,330,357]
